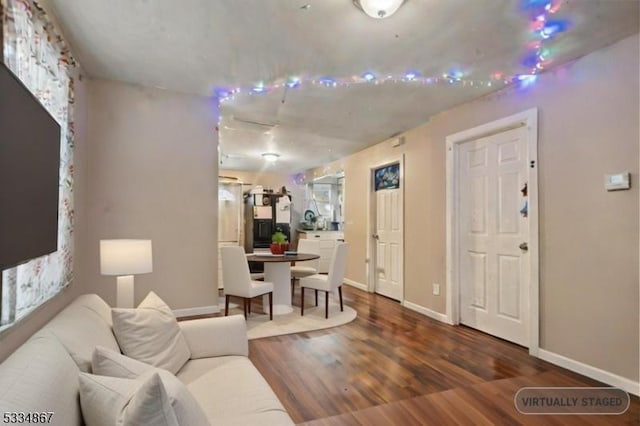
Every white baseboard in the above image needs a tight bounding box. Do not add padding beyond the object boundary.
[173,305,219,318]
[344,278,368,291]
[538,349,640,396]
[403,301,453,325]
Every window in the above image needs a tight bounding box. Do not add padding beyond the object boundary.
[0,0,76,326]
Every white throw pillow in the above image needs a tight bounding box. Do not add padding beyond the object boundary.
[78,372,178,426]
[92,346,210,426]
[92,345,152,377]
[111,291,191,374]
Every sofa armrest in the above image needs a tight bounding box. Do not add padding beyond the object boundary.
[178,315,248,358]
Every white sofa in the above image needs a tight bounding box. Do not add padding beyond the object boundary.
[0,294,294,426]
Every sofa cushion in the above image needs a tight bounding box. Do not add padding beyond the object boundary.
[92,347,209,426]
[43,294,120,372]
[92,345,152,377]
[177,356,293,425]
[79,372,178,426]
[210,411,297,426]
[0,330,83,426]
[112,291,191,374]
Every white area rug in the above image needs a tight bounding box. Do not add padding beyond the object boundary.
[225,303,357,340]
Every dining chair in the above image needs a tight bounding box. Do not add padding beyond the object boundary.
[290,239,321,299]
[300,242,348,319]
[221,246,273,320]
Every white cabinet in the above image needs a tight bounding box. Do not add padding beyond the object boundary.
[298,231,344,273]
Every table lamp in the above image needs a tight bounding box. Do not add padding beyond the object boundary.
[100,239,153,308]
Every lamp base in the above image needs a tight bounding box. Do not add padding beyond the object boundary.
[116,275,135,308]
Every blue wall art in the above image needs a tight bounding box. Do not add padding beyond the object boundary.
[374,163,400,191]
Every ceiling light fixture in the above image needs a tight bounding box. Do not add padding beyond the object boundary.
[262,153,280,162]
[353,0,405,19]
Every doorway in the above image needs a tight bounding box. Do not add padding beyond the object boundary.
[218,179,244,289]
[446,109,539,353]
[367,156,404,302]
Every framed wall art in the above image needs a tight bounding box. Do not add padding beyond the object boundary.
[374,162,400,191]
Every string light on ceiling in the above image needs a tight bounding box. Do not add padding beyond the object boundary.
[214,0,569,103]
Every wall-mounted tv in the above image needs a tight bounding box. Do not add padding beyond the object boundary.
[0,62,61,270]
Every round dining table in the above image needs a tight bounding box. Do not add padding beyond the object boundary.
[246,252,320,315]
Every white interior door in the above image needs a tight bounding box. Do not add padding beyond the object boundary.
[218,182,243,289]
[218,183,243,242]
[458,127,529,346]
[374,183,403,301]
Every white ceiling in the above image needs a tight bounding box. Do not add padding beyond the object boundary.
[48,0,639,172]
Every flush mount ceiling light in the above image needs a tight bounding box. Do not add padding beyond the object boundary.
[353,0,405,19]
[262,153,280,162]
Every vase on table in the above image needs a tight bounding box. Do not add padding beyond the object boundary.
[270,243,289,255]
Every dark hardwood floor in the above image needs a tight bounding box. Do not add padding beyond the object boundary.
[245,285,639,425]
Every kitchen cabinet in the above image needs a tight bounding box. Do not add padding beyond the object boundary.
[297,231,344,273]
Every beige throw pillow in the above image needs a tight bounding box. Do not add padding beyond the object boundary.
[92,346,210,426]
[111,291,191,374]
[78,372,178,426]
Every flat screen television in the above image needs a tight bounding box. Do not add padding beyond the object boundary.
[0,62,61,270]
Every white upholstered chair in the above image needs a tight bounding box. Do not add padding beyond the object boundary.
[221,246,274,320]
[299,242,348,319]
[290,239,320,298]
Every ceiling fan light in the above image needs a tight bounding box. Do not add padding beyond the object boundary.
[262,153,280,162]
[354,0,405,19]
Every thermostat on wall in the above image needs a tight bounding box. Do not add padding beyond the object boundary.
[604,172,630,191]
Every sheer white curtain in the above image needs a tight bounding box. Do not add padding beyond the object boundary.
[1,0,75,325]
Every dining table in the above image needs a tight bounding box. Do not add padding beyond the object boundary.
[246,252,320,315]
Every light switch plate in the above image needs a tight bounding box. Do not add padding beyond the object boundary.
[433,283,440,296]
[605,172,630,191]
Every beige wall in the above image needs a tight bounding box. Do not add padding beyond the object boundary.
[336,34,639,381]
[81,79,219,310]
[0,71,91,362]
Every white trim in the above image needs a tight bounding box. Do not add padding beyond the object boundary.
[366,154,405,302]
[446,108,539,355]
[527,110,540,356]
[403,301,453,325]
[538,349,640,396]
[344,278,368,292]
[173,305,219,318]
[366,173,373,292]
[445,135,458,326]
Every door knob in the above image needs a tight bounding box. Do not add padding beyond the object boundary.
[372,234,379,240]
[519,242,528,251]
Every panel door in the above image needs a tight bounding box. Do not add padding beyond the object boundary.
[458,127,529,346]
[218,183,243,242]
[374,185,403,301]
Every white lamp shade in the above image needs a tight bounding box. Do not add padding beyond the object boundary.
[357,0,404,18]
[100,239,153,276]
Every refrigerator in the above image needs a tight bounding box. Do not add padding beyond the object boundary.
[244,193,291,251]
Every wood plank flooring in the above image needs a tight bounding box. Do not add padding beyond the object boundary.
[246,285,639,425]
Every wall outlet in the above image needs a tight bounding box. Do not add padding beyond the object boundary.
[432,283,440,296]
